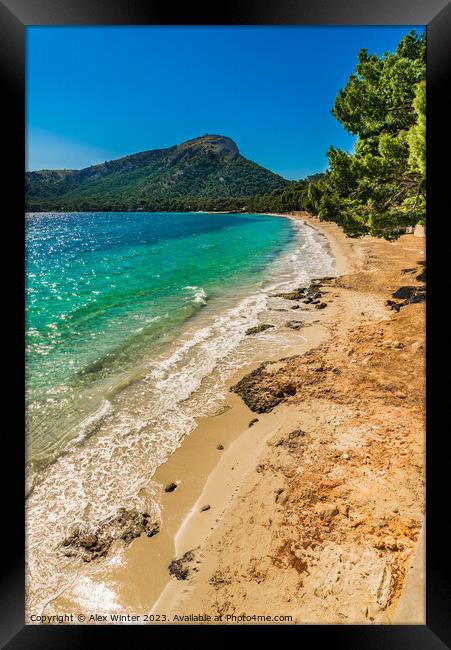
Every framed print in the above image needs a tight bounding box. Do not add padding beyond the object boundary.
[1,0,450,646]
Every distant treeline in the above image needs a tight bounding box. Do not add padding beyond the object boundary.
[26,173,323,215]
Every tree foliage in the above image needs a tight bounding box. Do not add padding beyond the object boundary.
[308,31,426,238]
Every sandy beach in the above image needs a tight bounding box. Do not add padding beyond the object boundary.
[44,213,425,624]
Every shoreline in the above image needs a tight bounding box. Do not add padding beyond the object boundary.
[43,213,425,624]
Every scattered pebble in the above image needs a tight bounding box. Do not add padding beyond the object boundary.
[164,482,177,493]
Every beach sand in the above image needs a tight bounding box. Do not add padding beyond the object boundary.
[45,213,425,624]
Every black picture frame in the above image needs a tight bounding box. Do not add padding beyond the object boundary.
[2,0,450,646]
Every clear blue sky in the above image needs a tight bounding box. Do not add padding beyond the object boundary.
[26,26,424,179]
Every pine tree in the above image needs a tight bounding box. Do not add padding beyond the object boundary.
[309,31,426,239]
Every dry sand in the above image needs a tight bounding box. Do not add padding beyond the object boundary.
[45,213,425,624]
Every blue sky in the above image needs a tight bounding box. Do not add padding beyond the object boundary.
[26,26,423,179]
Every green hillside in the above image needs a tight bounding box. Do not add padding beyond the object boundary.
[26,135,291,212]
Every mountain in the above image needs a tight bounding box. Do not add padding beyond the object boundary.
[26,135,290,212]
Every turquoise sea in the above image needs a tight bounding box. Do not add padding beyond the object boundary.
[26,211,295,466]
[25,211,336,613]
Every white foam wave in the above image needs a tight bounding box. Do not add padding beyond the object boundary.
[185,285,207,305]
[72,399,113,445]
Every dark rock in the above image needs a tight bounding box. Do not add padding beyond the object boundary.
[169,550,195,580]
[58,508,160,563]
[270,279,331,306]
[315,302,327,310]
[248,418,259,427]
[392,286,420,300]
[216,444,224,450]
[118,510,160,545]
[146,524,160,538]
[245,323,274,336]
[416,270,426,283]
[169,561,189,580]
[270,288,306,300]
[285,320,303,330]
[309,292,322,301]
[390,285,426,310]
[405,293,426,305]
[79,534,98,549]
[276,384,296,397]
[164,482,178,493]
[200,505,211,512]
[288,428,306,439]
[275,428,306,448]
[232,364,296,413]
[291,304,300,310]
